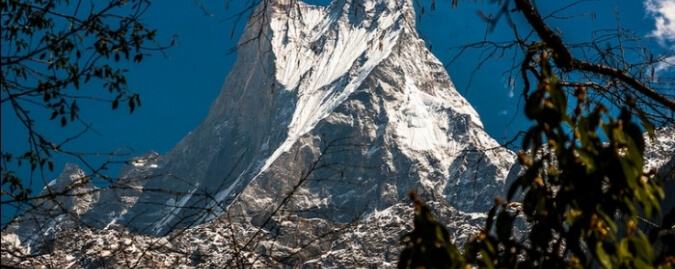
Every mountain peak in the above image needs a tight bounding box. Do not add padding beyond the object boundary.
[119,0,506,234]
[6,0,515,265]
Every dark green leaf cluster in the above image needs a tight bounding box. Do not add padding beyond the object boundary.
[467,52,664,268]
[399,191,465,269]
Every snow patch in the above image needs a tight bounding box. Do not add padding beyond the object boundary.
[394,74,448,151]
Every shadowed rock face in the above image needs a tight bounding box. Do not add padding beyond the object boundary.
[4,0,673,267]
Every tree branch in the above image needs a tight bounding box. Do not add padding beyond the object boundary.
[513,0,675,111]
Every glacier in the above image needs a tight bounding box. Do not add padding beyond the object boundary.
[2,0,673,267]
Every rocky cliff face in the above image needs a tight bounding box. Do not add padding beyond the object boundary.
[2,0,673,268]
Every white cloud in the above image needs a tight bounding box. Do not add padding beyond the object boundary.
[645,0,675,44]
[645,0,675,73]
[654,55,675,72]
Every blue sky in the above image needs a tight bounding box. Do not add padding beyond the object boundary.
[1,0,673,222]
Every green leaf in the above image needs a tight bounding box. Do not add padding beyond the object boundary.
[525,90,544,120]
[70,100,78,121]
[618,149,641,190]
[522,126,539,151]
[507,177,523,201]
[622,196,638,217]
[479,248,495,269]
[576,149,595,173]
[133,53,143,63]
[485,205,498,234]
[631,235,653,264]
[595,242,611,268]
[637,110,655,140]
[596,210,618,232]
[549,82,568,116]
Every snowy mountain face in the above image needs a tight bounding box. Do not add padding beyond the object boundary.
[2,0,673,267]
[105,0,514,237]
